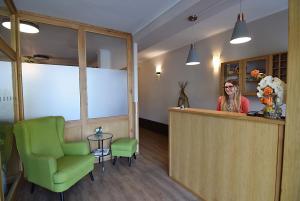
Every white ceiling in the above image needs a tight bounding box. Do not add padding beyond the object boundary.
[13,0,181,33]
[13,0,288,62]
[135,0,288,61]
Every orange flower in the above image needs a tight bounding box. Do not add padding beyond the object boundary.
[259,98,265,104]
[263,87,273,96]
[260,97,273,106]
[265,96,273,106]
[251,69,260,78]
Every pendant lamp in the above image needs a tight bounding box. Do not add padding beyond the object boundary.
[186,44,200,65]
[2,19,39,34]
[230,0,251,44]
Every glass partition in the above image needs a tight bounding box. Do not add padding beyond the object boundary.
[0,60,14,122]
[87,68,128,118]
[0,49,15,199]
[21,22,80,120]
[21,21,78,66]
[86,32,128,118]
[22,63,80,120]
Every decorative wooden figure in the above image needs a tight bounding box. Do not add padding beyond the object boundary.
[177,81,190,108]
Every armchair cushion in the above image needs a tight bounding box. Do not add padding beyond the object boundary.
[54,155,94,184]
[62,141,90,156]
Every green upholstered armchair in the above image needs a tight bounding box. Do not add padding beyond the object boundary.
[13,116,95,201]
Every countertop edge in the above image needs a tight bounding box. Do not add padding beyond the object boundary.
[169,107,285,125]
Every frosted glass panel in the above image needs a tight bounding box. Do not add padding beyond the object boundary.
[0,61,14,122]
[22,63,80,120]
[87,68,128,118]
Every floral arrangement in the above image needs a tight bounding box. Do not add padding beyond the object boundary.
[251,69,286,118]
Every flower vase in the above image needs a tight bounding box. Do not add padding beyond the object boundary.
[263,97,282,119]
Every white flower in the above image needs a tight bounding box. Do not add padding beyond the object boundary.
[256,75,286,106]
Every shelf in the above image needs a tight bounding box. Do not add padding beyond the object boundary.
[92,148,110,157]
[221,52,287,96]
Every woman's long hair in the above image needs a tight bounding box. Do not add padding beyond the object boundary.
[221,79,241,112]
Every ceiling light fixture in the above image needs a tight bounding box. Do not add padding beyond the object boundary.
[230,0,251,44]
[186,44,200,65]
[2,19,39,34]
[33,54,50,61]
[186,15,200,66]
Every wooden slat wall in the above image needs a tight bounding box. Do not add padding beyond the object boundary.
[280,0,300,200]
[169,111,284,201]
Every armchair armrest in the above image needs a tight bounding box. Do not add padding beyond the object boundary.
[62,141,90,155]
[27,154,57,189]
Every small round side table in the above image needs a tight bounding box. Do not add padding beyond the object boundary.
[87,133,113,172]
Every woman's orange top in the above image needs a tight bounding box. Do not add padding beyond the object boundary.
[217,96,250,113]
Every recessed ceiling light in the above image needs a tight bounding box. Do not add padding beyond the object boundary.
[2,19,39,34]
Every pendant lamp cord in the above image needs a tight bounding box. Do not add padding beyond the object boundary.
[240,0,242,14]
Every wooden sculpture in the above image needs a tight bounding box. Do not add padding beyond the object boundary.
[177,81,190,108]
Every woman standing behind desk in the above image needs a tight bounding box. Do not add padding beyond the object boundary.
[217,79,249,113]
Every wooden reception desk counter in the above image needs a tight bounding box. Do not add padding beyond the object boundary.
[169,107,285,201]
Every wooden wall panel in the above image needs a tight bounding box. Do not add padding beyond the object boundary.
[169,110,282,201]
[86,116,129,140]
[87,116,128,162]
[64,120,82,141]
[280,0,300,200]
[64,117,128,162]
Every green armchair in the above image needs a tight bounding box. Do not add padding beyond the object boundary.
[13,116,95,201]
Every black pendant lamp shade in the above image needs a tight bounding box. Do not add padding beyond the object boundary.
[185,44,200,65]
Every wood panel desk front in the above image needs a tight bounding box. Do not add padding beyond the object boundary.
[169,107,284,201]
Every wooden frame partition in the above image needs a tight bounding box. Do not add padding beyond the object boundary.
[0,2,22,201]
[280,0,300,200]
[16,10,136,141]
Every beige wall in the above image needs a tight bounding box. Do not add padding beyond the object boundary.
[139,10,288,124]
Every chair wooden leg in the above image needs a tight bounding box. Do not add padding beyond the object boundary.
[59,192,64,201]
[113,157,117,165]
[89,171,94,181]
[30,183,35,194]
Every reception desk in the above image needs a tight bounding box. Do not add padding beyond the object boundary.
[169,107,285,201]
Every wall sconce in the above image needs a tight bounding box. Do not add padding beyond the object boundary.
[212,55,221,74]
[156,65,162,77]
